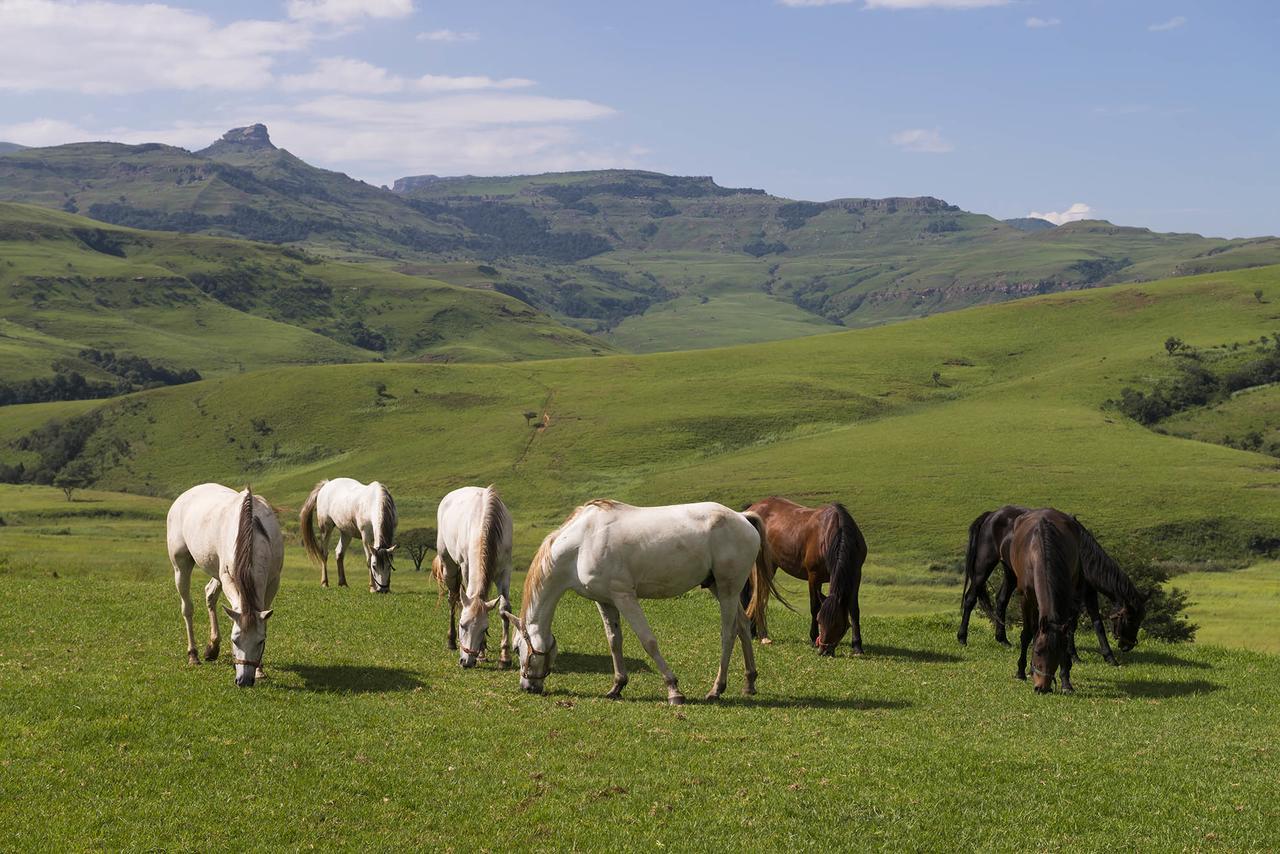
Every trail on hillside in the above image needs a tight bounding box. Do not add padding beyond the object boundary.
[513,388,555,470]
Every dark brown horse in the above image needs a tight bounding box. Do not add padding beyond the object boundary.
[960,505,1147,665]
[741,496,867,656]
[1005,508,1084,693]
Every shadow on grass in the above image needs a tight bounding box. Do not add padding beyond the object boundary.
[275,663,424,694]
[1121,649,1213,670]
[1109,677,1222,699]
[713,695,912,711]
[862,643,963,664]
[555,650,652,675]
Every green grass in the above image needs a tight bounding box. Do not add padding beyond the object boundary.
[1177,562,1280,654]
[1,559,1277,849]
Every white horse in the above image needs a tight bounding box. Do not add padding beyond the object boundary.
[433,485,515,669]
[502,500,778,704]
[166,484,283,687]
[300,477,397,592]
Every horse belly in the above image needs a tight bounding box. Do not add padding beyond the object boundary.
[632,565,708,599]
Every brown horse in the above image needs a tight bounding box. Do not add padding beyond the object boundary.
[741,496,867,656]
[960,505,1148,666]
[1004,508,1083,693]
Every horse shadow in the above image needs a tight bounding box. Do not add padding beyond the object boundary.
[275,663,424,694]
[1105,677,1222,699]
[861,643,963,665]
[715,695,912,711]
[555,650,652,675]
[1120,649,1213,670]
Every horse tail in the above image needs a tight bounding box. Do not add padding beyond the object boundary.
[963,510,994,615]
[233,486,261,613]
[299,480,327,566]
[471,485,504,595]
[431,554,457,608]
[742,511,791,632]
[816,503,865,631]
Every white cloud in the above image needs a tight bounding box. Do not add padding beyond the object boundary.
[280,57,405,94]
[285,0,413,25]
[1026,16,1060,28]
[890,128,953,153]
[1028,202,1094,225]
[414,75,534,92]
[1149,16,1186,32]
[0,0,310,94]
[863,0,1009,8]
[417,29,477,42]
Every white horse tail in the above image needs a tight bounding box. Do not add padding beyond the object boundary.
[299,479,327,566]
[742,511,790,632]
[431,554,458,607]
[471,485,504,596]
[234,486,261,612]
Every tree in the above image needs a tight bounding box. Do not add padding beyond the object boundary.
[54,460,93,502]
[1255,289,1264,303]
[1164,336,1186,356]
[398,527,437,571]
[523,410,539,426]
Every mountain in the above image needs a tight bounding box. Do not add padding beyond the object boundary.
[0,202,611,390]
[1004,217,1056,232]
[0,142,26,155]
[2,125,1279,352]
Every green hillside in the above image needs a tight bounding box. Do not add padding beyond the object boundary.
[4,264,1277,571]
[0,203,610,384]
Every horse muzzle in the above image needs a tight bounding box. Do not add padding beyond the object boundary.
[235,672,256,688]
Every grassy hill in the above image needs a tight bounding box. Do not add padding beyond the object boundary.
[0,203,610,385]
[4,264,1277,570]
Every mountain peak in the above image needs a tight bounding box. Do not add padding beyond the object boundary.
[198,124,276,158]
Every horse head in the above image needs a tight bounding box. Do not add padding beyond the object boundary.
[1111,593,1149,653]
[222,605,273,687]
[457,596,501,668]
[368,544,396,593]
[1031,616,1069,694]
[502,611,557,694]
[814,606,849,657]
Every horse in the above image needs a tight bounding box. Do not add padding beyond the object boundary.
[957,504,1030,646]
[300,477,397,592]
[501,500,779,704]
[740,497,867,656]
[433,485,515,669]
[958,505,1148,664]
[1004,508,1085,693]
[166,484,283,687]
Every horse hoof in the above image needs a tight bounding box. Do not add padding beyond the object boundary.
[704,691,722,702]
[605,689,624,700]
[1106,657,1120,667]
[851,645,864,656]
[956,633,968,646]
[499,659,512,671]
[668,693,686,706]
[203,645,219,662]
[338,580,348,588]
[1061,685,1075,695]
[255,667,266,680]
[996,637,1012,647]
[760,638,773,646]
[742,685,757,696]
[1015,671,1026,681]
[321,581,329,588]
[187,652,200,666]
[447,640,458,651]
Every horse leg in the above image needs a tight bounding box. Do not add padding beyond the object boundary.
[993,566,1016,646]
[335,531,349,587]
[706,590,740,701]
[1082,588,1118,666]
[1060,628,1077,694]
[362,539,376,593]
[736,603,758,695]
[848,578,864,655]
[597,602,628,699]
[498,577,513,669]
[958,558,993,645]
[172,554,198,665]
[203,577,222,661]
[1067,609,1081,663]
[444,553,461,651]
[807,576,823,645]
[319,522,332,587]
[613,594,684,705]
[1016,598,1035,681]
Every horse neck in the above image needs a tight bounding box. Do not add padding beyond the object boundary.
[365,485,390,548]
[522,572,567,649]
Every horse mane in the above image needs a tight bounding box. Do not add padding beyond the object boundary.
[816,502,866,630]
[521,500,619,617]
[374,482,397,549]
[233,487,262,614]
[474,485,504,594]
[1075,521,1142,608]
[1036,516,1076,624]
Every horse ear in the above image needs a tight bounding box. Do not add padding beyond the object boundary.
[222,604,241,622]
[386,544,397,553]
[500,610,523,629]
[483,597,501,611]
[258,609,273,622]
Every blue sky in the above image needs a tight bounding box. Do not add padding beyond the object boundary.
[1,0,1277,236]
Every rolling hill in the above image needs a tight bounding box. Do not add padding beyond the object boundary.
[4,126,1280,352]
[4,263,1277,571]
[0,202,610,386]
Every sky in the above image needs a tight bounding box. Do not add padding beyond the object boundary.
[0,0,1277,237]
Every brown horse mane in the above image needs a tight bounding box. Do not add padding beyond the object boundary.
[1034,516,1077,626]
[815,502,866,631]
[475,485,504,594]
[522,499,622,617]
[1075,521,1143,609]
[232,487,263,615]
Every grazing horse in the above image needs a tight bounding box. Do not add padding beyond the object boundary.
[957,504,1030,646]
[434,485,515,669]
[958,505,1148,664]
[741,497,867,656]
[1005,508,1084,693]
[300,477,397,592]
[166,484,283,687]
[502,500,778,704]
